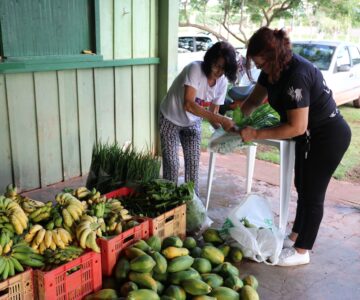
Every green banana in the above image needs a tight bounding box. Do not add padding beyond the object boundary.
[0,257,7,275]
[7,257,15,277]
[2,259,10,280]
[9,257,24,273]
[21,258,44,268]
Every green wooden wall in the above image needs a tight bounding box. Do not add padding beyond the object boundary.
[0,0,179,194]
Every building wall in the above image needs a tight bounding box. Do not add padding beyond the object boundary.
[0,0,179,193]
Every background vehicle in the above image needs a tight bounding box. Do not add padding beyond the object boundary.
[292,40,360,108]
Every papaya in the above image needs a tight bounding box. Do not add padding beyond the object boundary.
[218,262,239,277]
[163,285,186,300]
[146,236,162,252]
[169,268,201,285]
[130,254,156,273]
[209,286,239,300]
[156,280,165,294]
[229,247,243,263]
[133,239,151,252]
[124,220,140,231]
[201,246,224,265]
[223,274,243,291]
[218,244,230,258]
[162,236,183,249]
[150,251,168,274]
[153,271,168,283]
[85,289,118,300]
[161,296,175,300]
[120,281,138,297]
[128,272,158,291]
[162,247,189,259]
[183,237,197,249]
[127,289,160,300]
[167,255,194,273]
[192,258,212,274]
[181,279,212,296]
[192,296,216,300]
[241,285,260,300]
[125,247,147,259]
[191,246,202,258]
[114,257,130,282]
[202,229,223,244]
[201,273,223,288]
[243,275,259,290]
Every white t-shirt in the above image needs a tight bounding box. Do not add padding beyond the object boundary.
[160,61,228,127]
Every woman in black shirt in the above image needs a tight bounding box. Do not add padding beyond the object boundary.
[239,27,351,266]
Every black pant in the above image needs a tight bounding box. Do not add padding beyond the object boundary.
[293,115,351,250]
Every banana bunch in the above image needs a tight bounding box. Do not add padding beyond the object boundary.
[24,225,72,254]
[19,197,46,214]
[75,215,105,252]
[103,212,123,236]
[72,186,105,204]
[87,202,106,218]
[55,193,85,227]
[44,205,65,230]
[4,184,21,202]
[43,246,84,269]
[72,186,92,200]
[0,231,14,256]
[103,198,132,221]
[0,196,28,234]
[28,201,53,223]
[0,241,44,280]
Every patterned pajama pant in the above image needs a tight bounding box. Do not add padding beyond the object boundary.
[159,112,201,195]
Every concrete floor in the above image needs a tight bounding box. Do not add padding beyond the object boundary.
[23,151,360,300]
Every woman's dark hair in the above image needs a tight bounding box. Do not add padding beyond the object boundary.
[202,41,238,83]
[246,27,292,83]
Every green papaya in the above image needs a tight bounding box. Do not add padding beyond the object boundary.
[191,246,202,258]
[209,286,239,300]
[130,254,156,273]
[181,279,212,296]
[218,244,230,258]
[167,255,194,273]
[161,296,175,300]
[201,273,223,288]
[169,268,201,285]
[120,282,138,297]
[153,271,168,283]
[133,239,151,252]
[224,274,244,291]
[162,247,189,259]
[125,247,147,259]
[192,296,216,300]
[156,280,165,294]
[192,258,212,274]
[243,275,259,290]
[146,236,162,252]
[202,229,223,244]
[201,246,224,265]
[163,285,186,300]
[128,272,158,291]
[229,247,243,263]
[127,289,160,300]
[183,237,197,249]
[150,251,168,274]
[124,220,140,231]
[85,289,118,300]
[218,262,239,277]
[162,236,183,249]
[241,285,260,300]
[114,257,130,282]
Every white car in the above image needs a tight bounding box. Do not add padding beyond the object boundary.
[292,41,360,108]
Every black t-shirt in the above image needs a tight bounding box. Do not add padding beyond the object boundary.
[258,53,337,129]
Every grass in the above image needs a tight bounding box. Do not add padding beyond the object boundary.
[201,104,360,182]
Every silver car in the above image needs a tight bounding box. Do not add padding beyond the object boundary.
[292,41,360,108]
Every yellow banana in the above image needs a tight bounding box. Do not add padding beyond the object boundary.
[14,211,28,229]
[52,230,66,249]
[58,228,72,243]
[79,228,92,249]
[39,241,47,254]
[34,229,46,246]
[75,223,91,240]
[49,240,57,251]
[86,231,100,252]
[3,240,13,254]
[29,224,43,235]
[66,205,81,221]
[10,214,24,234]
[62,208,73,227]
[44,230,53,248]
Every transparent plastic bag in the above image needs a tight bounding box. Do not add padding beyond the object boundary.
[186,193,213,235]
[208,128,246,154]
[221,194,284,265]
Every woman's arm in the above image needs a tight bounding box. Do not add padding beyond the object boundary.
[240,107,309,142]
[240,83,268,116]
[183,85,234,131]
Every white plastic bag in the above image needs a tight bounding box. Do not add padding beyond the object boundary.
[221,194,284,265]
[208,128,245,154]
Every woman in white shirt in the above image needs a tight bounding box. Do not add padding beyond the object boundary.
[159,41,238,195]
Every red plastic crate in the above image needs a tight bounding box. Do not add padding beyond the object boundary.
[151,204,186,240]
[0,269,33,300]
[104,186,134,199]
[97,217,151,276]
[34,251,102,300]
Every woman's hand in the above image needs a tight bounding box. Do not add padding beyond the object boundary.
[221,117,235,131]
[240,126,257,142]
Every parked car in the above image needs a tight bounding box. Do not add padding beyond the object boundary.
[177,33,215,73]
[292,40,360,108]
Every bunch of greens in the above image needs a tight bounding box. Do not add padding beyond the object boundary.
[233,103,280,129]
[119,179,194,217]
[86,142,161,193]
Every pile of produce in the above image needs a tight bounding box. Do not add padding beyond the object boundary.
[86,142,161,193]
[86,229,260,300]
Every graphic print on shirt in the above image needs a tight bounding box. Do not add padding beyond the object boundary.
[287,86,303,102]
[195,97,211,107]
[323,79,331,94]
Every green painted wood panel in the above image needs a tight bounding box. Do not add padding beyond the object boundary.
[149,65,158,151]
[6,73,40,190]
[0,0,95,57]
[133,0,150,58]
[57,70,81,180]
[34,72,63,186]
[133,66,150,150]
[0,75,13,192]
[77,69,96,175]
[94,68,115,144]
[115,67,133,146]
[99,0,114,60]
[114,0,132,59]
[150,0,159,57]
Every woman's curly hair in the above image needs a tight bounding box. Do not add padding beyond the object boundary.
[202,41,238,83]
[246,27,292,83]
